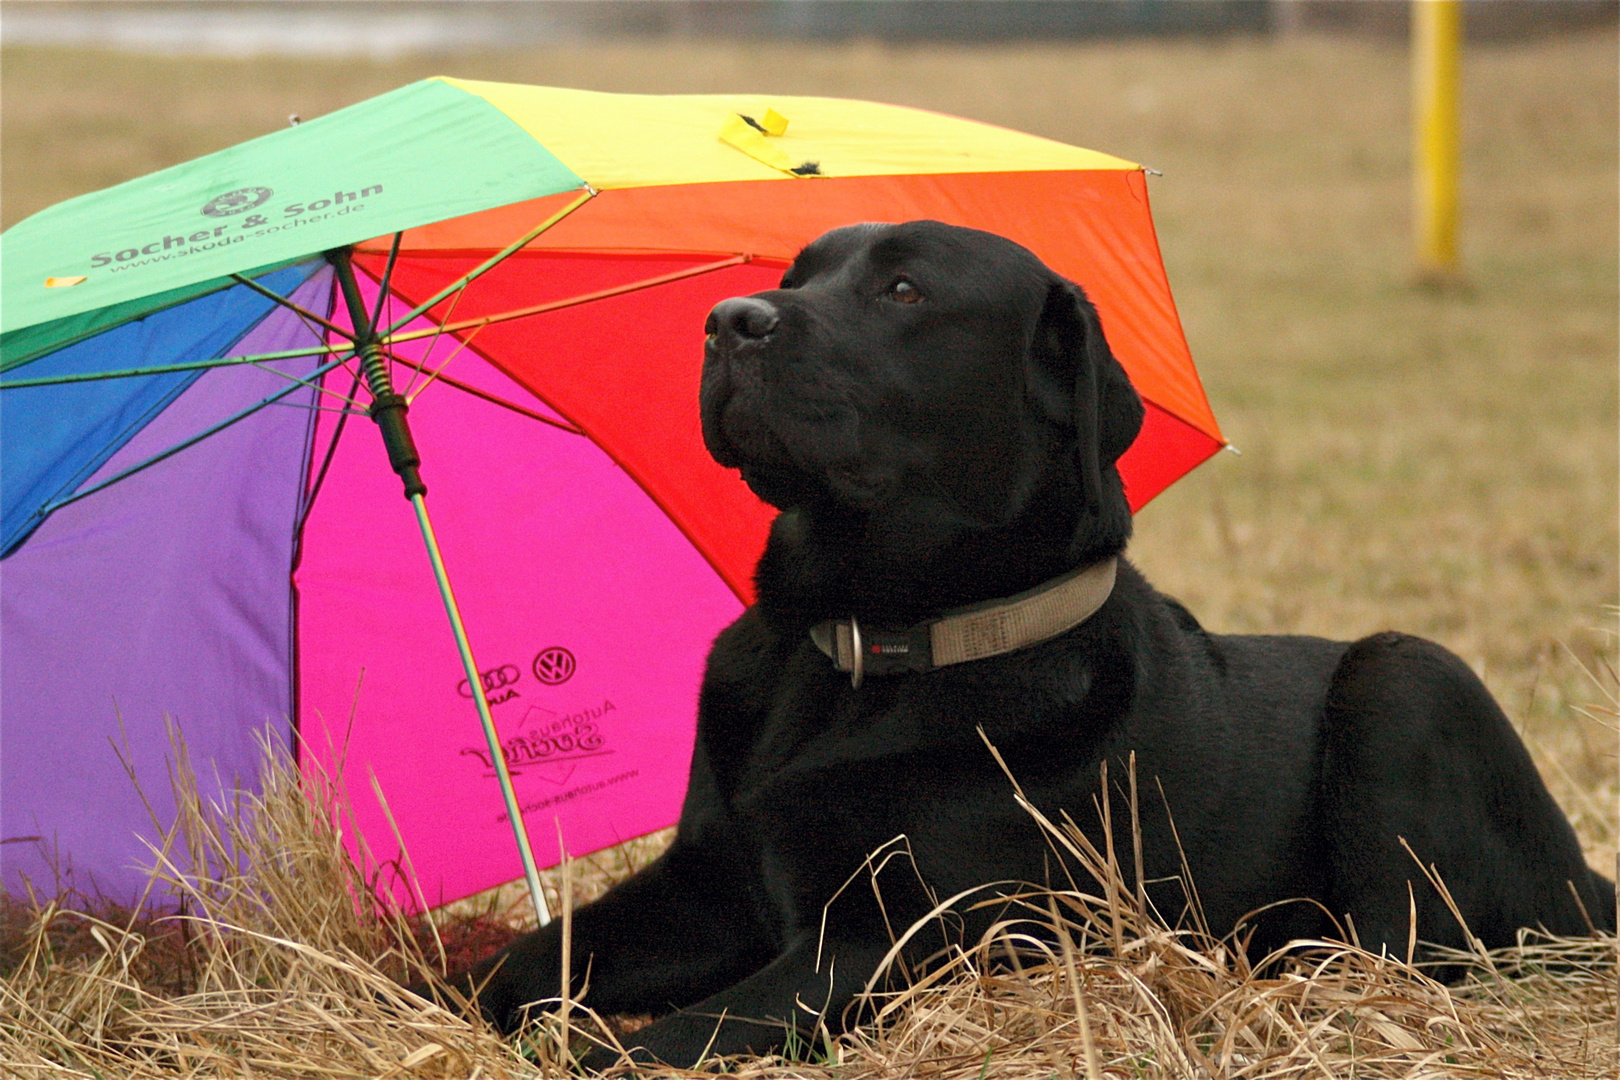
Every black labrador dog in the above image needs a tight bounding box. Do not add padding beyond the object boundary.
[442,221,1613,1068]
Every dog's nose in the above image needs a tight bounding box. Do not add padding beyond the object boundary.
[706,297,780,348]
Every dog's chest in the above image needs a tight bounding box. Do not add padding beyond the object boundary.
[704,615,1095,809]
[732,654,914,795]
[701,638,1077,914]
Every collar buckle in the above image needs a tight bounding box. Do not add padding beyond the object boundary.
[811,617,937,687]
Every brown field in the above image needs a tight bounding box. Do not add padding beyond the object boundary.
[2,27,1616,1078]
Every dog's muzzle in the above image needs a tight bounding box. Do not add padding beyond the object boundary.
[811,558,1118,688]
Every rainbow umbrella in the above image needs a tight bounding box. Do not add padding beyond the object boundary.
[1,80,1222,915]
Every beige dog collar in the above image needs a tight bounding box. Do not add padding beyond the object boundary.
[810,557,1118,688]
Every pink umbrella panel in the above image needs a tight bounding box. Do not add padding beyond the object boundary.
[297,268,762,909]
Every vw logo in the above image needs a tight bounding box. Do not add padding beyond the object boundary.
[457,663,520,698]
[201,187,273,217]
[533,647,576,685]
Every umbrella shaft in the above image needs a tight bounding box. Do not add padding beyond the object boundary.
[329,248,426,499]
[330,246,551,926]
[354,338,395,399]
[414,491,554,929]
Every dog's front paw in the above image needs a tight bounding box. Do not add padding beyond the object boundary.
[397,971,510,1035]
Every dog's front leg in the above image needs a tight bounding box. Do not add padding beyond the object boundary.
[581,933,893,1071]
[427,836,774,1034]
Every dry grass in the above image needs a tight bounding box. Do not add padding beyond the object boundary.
[0,729,533,1078]
[2,729,1614,1079]
[2,25,1615,1079]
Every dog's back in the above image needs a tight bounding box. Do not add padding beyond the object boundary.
[1114,569,1614,955]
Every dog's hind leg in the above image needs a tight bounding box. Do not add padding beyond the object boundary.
[1317,632,1613,964]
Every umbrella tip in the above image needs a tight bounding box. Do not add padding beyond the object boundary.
[288,114,302,127]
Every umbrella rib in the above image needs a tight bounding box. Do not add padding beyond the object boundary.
[376,187,597,339]
[234,350,369,411]
[296,370,366,537]
[0,256,323,376]
[399,316,482,404]
[395,340,582,434]
[4,249,737,392]
[4,254,742,410]
[384,261,759,430]
[229,273,355,341]
[418,373,582,433]
[302,404,370,415]
[343,231,470,403]
[362,231,412,397]
[383,254,752,346]
[0,343,352,388]
[367,231,404,333]
[36,355,352,518]
[262,397,368,416]
[400,277,471,401]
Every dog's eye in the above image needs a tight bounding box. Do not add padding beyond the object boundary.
[887,279,922,304]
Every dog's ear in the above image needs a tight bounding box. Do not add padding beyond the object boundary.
[1032,280,1144,509]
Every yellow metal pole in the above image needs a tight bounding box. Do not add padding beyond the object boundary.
[1412,0,1462,282]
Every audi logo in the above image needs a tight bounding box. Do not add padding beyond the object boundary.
[533,647,576,685]
[457,663,521,698]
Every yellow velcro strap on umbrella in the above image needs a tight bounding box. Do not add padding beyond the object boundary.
[719,113,811,176]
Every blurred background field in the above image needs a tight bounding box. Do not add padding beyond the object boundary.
[3,0,1614,911]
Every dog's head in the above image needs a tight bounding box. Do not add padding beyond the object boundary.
[702,221,1143,583]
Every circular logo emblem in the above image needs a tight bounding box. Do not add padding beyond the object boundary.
[533,647,576,685]
[201,187,273,217]
[458,663,520,698]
